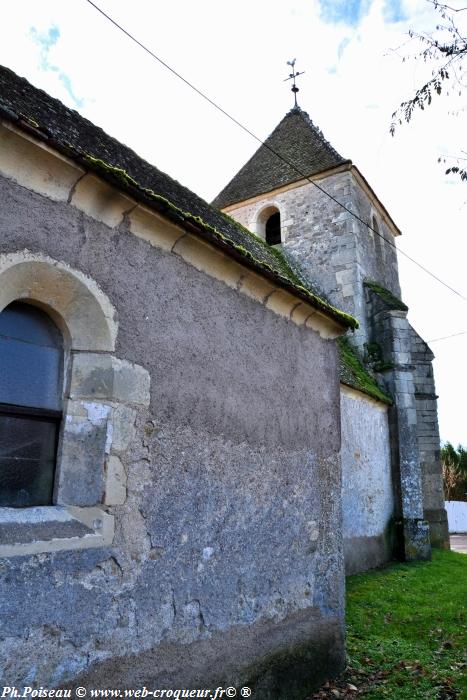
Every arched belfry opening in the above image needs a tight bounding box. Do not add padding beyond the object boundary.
[265,211,281,245]
[257,206,282,245]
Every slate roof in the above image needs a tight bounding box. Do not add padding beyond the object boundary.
[0,65,357,329]
[338,338,392,405]
[212,107,349,209]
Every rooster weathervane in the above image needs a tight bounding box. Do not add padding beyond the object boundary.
[284,59,305,108]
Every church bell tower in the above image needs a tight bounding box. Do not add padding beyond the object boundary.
[212,104,449,556]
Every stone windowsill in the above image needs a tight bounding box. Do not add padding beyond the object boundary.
[0,505,114,557]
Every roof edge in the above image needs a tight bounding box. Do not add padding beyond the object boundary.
[364,280,408,312]
[338,337,393,405]
[81,154,358,330]
[0,104,358,331]
[218,162,401,240]
[219,161,353,212]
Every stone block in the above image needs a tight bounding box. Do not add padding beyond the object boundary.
[395,379,410,393]
[403,518,431,561]
[172,234,244,290]
[395,352,411,365]
[423,509,449,548]
[290,303,313,326]
[56,401,110,506]
[334,249,355,265]
[265,289,298,319]
[306,312,343,340]
[0,506,92,545]
[332,212,352,224]
[422,474,445,508]
[71,173,136,228]
[395,394,415,409]
[112,358,151,407]
[0,121,84,201]
[0,506,114,557]
[418,437,440,447]
[104,455,127,505]
[335,269,353,285]
[111,404,137,454]
[421,460,443,476]
[129,204,185,252]
[392,369,411,381]
[390,316,409,330]
[70,354,150,407]
[70,353,113,399]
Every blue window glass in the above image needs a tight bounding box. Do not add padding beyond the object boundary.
[0,302,63,507]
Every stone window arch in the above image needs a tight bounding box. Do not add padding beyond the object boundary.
[0,255,117,352]
[0,252,150,557]
[256,205,282,245]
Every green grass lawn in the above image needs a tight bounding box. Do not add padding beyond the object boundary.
[311,549,467,699]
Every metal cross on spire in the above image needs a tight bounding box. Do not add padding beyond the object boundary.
[284,59,305,108]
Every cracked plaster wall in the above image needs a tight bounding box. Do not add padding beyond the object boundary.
[0,174,345,690]
[340,388,394,574]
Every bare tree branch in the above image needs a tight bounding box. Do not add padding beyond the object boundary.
[391,1,467,180]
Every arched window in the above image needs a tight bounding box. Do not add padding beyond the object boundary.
[257,205,282,245]
[0,302,63,507]
[372,215,379,235]
[372,215,384,267]
[265,211,281,245]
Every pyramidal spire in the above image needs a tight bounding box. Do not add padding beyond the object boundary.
[212,108,349,210]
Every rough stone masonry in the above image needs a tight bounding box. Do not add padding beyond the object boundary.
[0,127,347,696]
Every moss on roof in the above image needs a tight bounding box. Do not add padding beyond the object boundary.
[338,337,392,405]
[83,155,358,329]
[364,280,408,312]
[0,65,358,331]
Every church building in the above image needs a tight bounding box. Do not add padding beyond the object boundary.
[0,65,448,696]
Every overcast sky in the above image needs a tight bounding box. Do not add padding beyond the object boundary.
[1,0,466,445]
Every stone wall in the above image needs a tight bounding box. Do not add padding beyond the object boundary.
[340,386,394,574]
[365,291,431,561]
[410,329,449,547]
[0,172,345,695]
[227,170,400,352]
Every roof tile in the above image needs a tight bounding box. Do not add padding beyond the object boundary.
[212,106,348,209]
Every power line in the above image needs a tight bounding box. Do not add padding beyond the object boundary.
[84,0,467,305]
[428,330,467,343]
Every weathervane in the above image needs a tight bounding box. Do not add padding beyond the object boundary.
[284,59,305,108]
